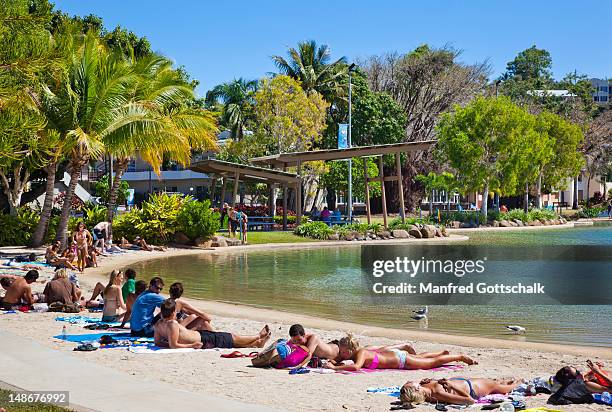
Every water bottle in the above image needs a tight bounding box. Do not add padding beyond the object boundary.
[499,402,515,412]
[61,325,67,340]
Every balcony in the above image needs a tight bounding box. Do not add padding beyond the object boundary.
[122,170,210,181]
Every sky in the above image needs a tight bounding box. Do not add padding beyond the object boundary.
[53,0,611,97]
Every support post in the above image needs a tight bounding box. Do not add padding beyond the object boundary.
[378,155,388,228]
[395,153,405,223]
[210,177,217,205]
[296,161,302,225]
[363,157,371,224]
[220,177,227,206]
[283,183,288,231]
[232,171,239,206]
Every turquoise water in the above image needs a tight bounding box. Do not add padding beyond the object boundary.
[128,222,612,347]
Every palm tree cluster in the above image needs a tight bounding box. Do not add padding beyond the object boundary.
[1,2,217,247]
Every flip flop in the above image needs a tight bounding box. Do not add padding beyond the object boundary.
[220,350,246,358]
[289,367,310,375]
[247,351,259,357]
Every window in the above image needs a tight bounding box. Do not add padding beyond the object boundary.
[594,96,599,102]
[578,174,582,182]
[600,86,609,93]
[578,190,584,201]
[127,159,136,172]
[600,96,608,102]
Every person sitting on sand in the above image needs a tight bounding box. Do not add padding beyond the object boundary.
[99,270,127,323]
[0,270,40,309]
[120,280,147,328]
[323,334,477,372]
[121,268,137,301]
[130,277,166,337]
[154,299,271,349]
[168,282,214,331]
[45,241,77,270]
[399,377,522,406]
[43,268,81,305]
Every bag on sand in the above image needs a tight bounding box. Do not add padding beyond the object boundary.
[251,339,310,369]
[548,379,594,405]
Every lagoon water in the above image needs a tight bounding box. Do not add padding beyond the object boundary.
[129,222,612,347]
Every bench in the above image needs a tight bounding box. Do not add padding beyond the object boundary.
[246,216,275,232]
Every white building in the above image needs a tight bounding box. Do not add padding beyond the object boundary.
[590,78,611,107]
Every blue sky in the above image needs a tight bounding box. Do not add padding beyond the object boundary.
[54,0,611,96]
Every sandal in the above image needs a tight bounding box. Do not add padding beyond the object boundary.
[73,343,98,351]
[221,350,246,358]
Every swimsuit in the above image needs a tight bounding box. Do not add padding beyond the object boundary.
[367,350,380,369]
[449,378,478,399]
[391,349,408,369]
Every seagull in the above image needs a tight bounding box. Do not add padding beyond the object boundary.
[411,313,427,321]
[413,306,428,316]
[506,325,526,334]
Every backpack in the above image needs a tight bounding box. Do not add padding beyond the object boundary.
[548,379,594,405]
[251,339,310,369]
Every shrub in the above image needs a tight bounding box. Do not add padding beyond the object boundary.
[502,209,529,222]
[176,199,220,241]
[293,221,334,240]
[577,206,605,219]
[82,203,108,228]
[0,207,41,246]
[527,208,558,222]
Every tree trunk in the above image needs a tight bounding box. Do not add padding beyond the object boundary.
[325,188,336,211]
[107,158,128,222]
[0,165,30,216]
[480,182,489,218]
[56,162,83,247]
[429,189,433,217]
[586,173,591,205]
[536,174,542,209]
[524,182,529,213]
[572,177,579,209]
[31,162,57,247]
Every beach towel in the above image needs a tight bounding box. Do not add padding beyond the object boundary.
[592,392,612,406]
[367,386,401,397]
[128,346,221,354]
[340,363,464,375]
[53,332,133,342]
[55,315,119,326]
[1,310,17,314]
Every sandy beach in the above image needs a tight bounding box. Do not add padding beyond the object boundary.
[1,243,610,411]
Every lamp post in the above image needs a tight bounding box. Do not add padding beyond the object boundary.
[348,63,356,222]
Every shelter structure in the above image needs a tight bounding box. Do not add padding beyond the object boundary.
[250,140,435,227]
[190,159,301,230]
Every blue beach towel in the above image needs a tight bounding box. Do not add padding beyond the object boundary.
[367,386,401,398]
[54,315,118,325]
[54,332,133,342]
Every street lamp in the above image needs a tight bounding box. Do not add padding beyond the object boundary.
[348,63,356,222]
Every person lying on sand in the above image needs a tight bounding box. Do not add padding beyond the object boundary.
[169,282,214,331]
[288,324,342,363]
[556,363,611,393]
[154,299,271,349]
[399,377,522,406]
[323,334,476,372]
[0,270,40,309]
[120,236,165,252]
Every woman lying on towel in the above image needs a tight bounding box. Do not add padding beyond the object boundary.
[399,377,522,406]
[322,334,477,372]
[556,361,612,392]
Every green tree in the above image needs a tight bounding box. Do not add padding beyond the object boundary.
[436,96,537,218]
[251,75,329,155]
[415,172,458,214]
[205,78,257,140]
[272,40,347,102]
[502,45,553,86]
[320,158,381,201]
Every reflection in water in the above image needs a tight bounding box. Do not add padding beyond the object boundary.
[128,223,612,347]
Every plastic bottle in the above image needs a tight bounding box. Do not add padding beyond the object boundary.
[61,325,67,340]
[499,402,515,412]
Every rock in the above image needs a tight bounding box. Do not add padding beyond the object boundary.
[392,229,409,239]
[211,238,228,248]
[194,237,212,248]
[499,220,512,227]
[528,220,541,226]
[451,221,461,229]
[328,233,340,241]
[441,226,449,237]
[492,220,500,227]
[174,232,190,245]
[420,225,437,239]
[408,225,422,238]
[435,227,443,237]
[513,219,524,227]
[459,222,472,228]
[555,219,562,225]
[225,237,242,246]
[378,230,391,239]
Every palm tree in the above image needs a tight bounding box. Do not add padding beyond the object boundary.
[271,40,347,102]
[104,55,218,221]
[205,78,257,140]
[42,32,163,246]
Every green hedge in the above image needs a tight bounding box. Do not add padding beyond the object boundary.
[293,221,334,240]
[577,206,604,218]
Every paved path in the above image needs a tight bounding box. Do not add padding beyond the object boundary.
[0,330,279,412]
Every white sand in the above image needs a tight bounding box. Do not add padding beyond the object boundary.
[1,246,610,411]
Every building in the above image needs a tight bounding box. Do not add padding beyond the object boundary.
[590,78,611,107]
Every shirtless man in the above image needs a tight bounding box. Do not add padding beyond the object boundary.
[154,299,271,350]
[289,324,419,364]
[168,282,214,331]
[0,270,39,309]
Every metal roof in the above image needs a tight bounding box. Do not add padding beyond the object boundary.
[190,159,300,184]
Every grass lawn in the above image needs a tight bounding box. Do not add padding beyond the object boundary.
[0,389,72,412]
[241,231,319,245]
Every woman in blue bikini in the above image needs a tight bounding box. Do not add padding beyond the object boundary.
[400,377,522,406]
